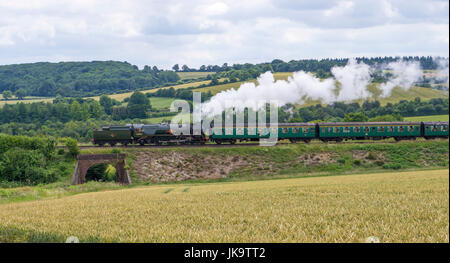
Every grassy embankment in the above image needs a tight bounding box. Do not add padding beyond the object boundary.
[1,140,448,205]
[0,169,448,242]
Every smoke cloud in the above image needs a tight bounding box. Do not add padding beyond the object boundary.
[378,60,423,97]
[435,57,449,88]
[201,59,429,118]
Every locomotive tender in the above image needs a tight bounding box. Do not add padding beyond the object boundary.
[93,121,449,146]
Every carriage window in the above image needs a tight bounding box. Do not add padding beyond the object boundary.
[282,128,289,133]
[388,126,394,132]
[237,128,244,135]
[354,127,360,132]
[226,128,234,135]
[322,128,326,133]
[344,127,350,133]
[378,126,384,132]
[408,126,414,132]
[432,126,438,132]
[292,128,298,133]
[271,128,277,134]
[442,126,448,132]
[399,126,405,132]
[335,127,341,133]
[363,127,370,132]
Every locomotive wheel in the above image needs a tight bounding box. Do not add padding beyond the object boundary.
[230,140,236,145]
[139,140,145,146]
[215,141,222,145]
[121,142,128,147]
[109,142,116,147]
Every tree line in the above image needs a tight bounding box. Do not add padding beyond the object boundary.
[0,61,180,98]
[173,56,444,73]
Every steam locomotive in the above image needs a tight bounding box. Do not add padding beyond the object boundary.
[92,121,449,146]
[92,124,207,146]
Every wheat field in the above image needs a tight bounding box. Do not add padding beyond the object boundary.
[0,169,448,242]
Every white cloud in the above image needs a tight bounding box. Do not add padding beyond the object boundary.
[0,0,448,68]
[323,1,354,17]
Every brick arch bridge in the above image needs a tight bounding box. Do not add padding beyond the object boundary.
[71,154,131,185]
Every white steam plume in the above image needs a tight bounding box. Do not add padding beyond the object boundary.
[332,58,373,101]
[201,59,424,118]
[378,60,423,97]
[435,57,449,88]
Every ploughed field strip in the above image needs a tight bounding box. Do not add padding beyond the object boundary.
[91,121,449,147]
[0,170,448,242]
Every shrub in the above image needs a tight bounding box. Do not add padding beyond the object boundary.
[0,148,57,185]
[353,159,362,166]
[65,138,79,158]
[0,134,56,159]
[111,149,122,154]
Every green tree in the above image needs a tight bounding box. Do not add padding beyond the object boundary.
[65,138,80,158]
[90,100,103,118]
[127,91,151,118]
[172,64,179,71]
[99,95,113,115]
[14,88,27,100]
[2,90,12,100]
[70,101,83,121]
[343,112,369,122]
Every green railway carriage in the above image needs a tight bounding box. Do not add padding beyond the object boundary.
[423,122,449,138]
[210,123,316,144]
[318,122,422,141]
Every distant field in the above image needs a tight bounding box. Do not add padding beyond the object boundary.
[177,72,214,80]
[0,97,54,107]
[0,169,447,242]
[404,115,449,122]
[145,112,190,124]
[149,97,176,110]
[86,80,212,102]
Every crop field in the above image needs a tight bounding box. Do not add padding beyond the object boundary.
[0,97,55,107]
[0,169,448,242]
[85,80,212,102]
[405,115,449,122]
[149,97,176,110]
[177,72,215,80]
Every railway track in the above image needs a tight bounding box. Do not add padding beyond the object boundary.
[57,138,447,150]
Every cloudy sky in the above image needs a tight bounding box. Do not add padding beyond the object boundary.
[0,0,448,69]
